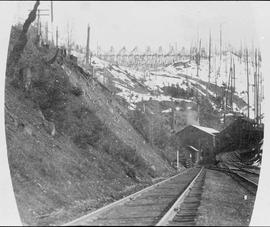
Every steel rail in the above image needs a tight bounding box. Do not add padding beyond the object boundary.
[62,168,191,226]
[208,166,257,195]
[155,167,204,226]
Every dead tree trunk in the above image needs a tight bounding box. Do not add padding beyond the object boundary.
[7,1,40,79]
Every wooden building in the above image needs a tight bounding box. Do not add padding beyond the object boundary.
[175,125,219,164]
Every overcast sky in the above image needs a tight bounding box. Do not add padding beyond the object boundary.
[14,1,263,53]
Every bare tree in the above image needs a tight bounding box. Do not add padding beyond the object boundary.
[7,0,40,79]
[66,21,73,55]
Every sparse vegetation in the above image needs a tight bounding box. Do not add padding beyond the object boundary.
[6,9,249,227]
[72,107,104,148]
[197,96,221,129]
[5,22,174,226]
[70,85,83,96]
[162,83,194,99]
[127,107,149,142]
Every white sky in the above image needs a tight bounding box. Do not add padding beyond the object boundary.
[14,1,263,53]
[2,2,270,226]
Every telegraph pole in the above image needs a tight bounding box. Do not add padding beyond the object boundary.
[86,24,90,64]
[240,41,243,62]
[254,48,260,123]
[189,41,192,61]
[196,39,201,77]
[233,58,236,93]
[225,55,232,110]
[246,48,250,119]
[51,0,54,45]
[171,98,175,132]
[254,48,257,122]
[208,30,211,86]
[56,26,58,47]
[258,49,262,124]
[89,26,92,66]
[45,21,48,42]
[66,22,73,55]
[214,45,218,97]
[219,24,222,62]
[230,56,233,107]
[177,150,179,170]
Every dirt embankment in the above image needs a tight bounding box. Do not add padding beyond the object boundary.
[196,169,255,226]
[5,25,173,225]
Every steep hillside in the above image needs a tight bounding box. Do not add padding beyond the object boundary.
[75,52,247,115]
[67,50,251,165]
[5,25,173,225]
[75,52,248,133]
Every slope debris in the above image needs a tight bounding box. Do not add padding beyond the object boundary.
[5,24,173,225]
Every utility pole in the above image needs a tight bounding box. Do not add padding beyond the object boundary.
[233,58,236,93]
[258,49,262,124]
[222,83,226,125]
[246,48,250,119]
[86,24,90,64]
[189,40,193,61]
[230,56,233,108]
[149,116,153,146]
[214,45,218,97]
[254,48,257,122]
[45,21,48,42]
[219,24,222,62]
[254,48,260,123]
[257,50,260,124]
[56,26,58,47]
[177,150,179,170]
[240,41,243,62]
[208,30,211,86]
[51,0,54,45]
[225,56,232,110]
[196,39,201,77]
[171,98,175,132]
[66,22,73,55]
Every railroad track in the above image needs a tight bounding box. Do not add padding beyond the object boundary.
[231,167,260,176]
[208,166,258,196]
[63,167,205,226]
[217,151,261,176]
[156,168,206,226]
[217,161,260,185]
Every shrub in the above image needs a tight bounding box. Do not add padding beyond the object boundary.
[153,123,170,149]
[127,108,149,142]
[73,106,94,119]
[124,166,137,180]
[28,63,70,119]
[70,86,83,96]
[147,167,157,178]
[198,96,220,129]
[162,84,193,99]
[72,107,104,148]
[73,132,101,149]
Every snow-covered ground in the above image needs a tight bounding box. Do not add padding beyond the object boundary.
[166,52,263,120]
[71,50,263,121]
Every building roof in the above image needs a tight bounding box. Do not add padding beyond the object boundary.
[187,145,199,152]
[191,125,219,135]
[176,124,220,136]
